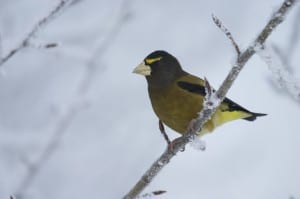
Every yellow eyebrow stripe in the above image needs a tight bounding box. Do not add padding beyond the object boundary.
[145,57,162,64]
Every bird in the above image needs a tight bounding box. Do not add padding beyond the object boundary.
[133,50,266,137]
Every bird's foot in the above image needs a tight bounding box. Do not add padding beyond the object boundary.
[158,120,186,154]
[166,137,186,155]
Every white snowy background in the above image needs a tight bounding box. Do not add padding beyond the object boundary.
[0,0,300,199]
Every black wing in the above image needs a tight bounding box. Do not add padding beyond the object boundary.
[177,81,266,121]
[177,81,206,96]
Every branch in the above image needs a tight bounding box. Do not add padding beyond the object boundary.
[212,14,241,55]
[0,0,74,68]
[257,44,300,100]
[122,0,297,198]
[13,1,133,198]
[257,6,300,102]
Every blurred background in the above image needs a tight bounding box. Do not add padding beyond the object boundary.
[0,0,299,198]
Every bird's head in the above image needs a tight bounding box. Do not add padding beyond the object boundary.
[133,50,185,88]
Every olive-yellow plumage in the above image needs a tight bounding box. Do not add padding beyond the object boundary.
[133,50,266,136]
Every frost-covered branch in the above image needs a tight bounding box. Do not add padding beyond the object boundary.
[269,6,300,69]
[212,14,241,55]
[0,0,74,68]
[122,0,297,198]
[256,44,300,100]
[258,6,300,101]
[14,1,133,198]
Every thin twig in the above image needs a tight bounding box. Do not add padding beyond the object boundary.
[0,0,74,67]
[204,77,213,101]
[256,44,300,100]
[258,5,300,102]
[137,190,166,199]
[27,42,59,49]
[212,14,241,55]
[122,0,297,198]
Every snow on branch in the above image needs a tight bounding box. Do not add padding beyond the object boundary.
[13,1,133,198]
[0,0,75,68]
[122,0,297,199]
[256,7,300,102]
[255,44,300,100]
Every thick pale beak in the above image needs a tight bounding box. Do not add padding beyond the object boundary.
[133,62,151,76]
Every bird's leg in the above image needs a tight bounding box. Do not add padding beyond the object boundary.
[158,120,186,152]
[158,120,172,146]
[158,120,187,153]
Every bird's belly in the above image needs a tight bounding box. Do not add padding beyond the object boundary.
[158,100,197,133]
[150,88,210,134]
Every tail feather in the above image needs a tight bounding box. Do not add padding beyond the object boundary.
[243,112,267,121]
[222,98,267,122]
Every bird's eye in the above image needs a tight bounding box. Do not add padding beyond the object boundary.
[145,57,162,65]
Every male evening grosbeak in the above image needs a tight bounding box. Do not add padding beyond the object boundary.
[133,50,266,137]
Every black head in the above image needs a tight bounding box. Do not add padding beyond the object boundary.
[133,50,186,88]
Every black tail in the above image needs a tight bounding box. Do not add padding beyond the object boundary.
[223,98,267,122]
[243,112,267,121]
